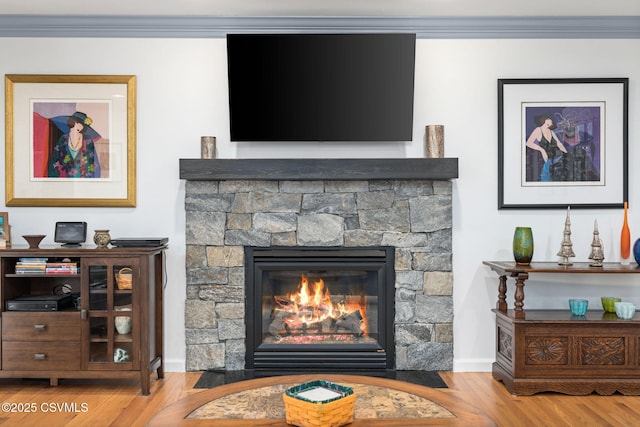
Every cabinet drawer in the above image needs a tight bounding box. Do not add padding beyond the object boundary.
[1,312,80,341]
[2,341,81,370]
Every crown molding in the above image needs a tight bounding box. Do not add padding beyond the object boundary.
[0,15,638,38]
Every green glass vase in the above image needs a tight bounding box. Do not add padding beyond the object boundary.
[513,227,534,265]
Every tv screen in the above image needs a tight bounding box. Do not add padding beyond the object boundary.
[227,33,416,142]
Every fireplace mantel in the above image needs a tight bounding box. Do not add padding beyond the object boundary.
[180,158,458,181]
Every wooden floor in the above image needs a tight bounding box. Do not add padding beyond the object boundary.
[0,372,638,426]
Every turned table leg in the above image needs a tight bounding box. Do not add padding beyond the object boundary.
[513,272,528,319]
[497,275,508,312]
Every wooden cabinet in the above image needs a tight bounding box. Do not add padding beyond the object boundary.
[484,261,640,396]
[0,246,165,395]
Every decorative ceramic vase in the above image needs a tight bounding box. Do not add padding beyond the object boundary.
[93,229,111,248]
[621,201,631,264]
[614,301,636,320]
[115,316,132,334]
[601,296,622,312]
[568,299,588,316]
[633,238,640,265]
[513,227,534,265]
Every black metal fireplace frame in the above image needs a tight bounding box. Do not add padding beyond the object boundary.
[245,246,395,373]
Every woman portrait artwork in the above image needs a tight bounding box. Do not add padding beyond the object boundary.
[524,105,602,184]
[32,103,110,179]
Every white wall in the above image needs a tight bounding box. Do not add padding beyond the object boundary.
[0,37,638,372]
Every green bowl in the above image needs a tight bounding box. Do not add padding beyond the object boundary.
[601,296,622,312]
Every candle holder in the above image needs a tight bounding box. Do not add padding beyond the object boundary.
[425,125,444,158]
[201,136,216,159]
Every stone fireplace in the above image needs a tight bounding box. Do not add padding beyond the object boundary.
[181,158,458,373]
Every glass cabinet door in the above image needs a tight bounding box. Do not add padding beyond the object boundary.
[83,258,139,370]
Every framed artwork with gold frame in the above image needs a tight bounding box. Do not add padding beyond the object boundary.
[5,74,136,207]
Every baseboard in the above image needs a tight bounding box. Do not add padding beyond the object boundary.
[453,358,494,372]
[163,359,186,373]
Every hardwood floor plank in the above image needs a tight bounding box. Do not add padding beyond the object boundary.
[0,372,638,426]
[439,372,640,427]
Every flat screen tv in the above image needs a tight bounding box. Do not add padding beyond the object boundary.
[227,33,416,142]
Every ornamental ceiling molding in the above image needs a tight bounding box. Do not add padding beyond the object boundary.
[0,15,638,38]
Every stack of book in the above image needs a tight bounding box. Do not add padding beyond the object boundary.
[15,258,47,274]
[45,261,78,274]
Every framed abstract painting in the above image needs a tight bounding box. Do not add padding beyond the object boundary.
[498,78,628,209]
[5,74,136,207]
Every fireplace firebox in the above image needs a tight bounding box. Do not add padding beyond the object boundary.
[245,247,395,372]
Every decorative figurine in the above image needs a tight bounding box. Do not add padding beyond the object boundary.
[589,219,605,267]
[557,206,576,266]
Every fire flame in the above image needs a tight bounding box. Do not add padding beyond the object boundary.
[275,275,366,335]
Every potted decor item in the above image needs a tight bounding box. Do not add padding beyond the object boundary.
[93,229,111,248]
[513,227,534,265]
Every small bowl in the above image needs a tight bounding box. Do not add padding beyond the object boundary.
[569,299,588,316]
[22,234,46,249]
[614,301,636,320]
[601,297,622,313]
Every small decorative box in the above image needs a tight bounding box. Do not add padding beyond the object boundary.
[283,380,356,427]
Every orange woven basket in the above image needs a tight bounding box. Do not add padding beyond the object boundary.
[116,267,133,290]
[283,380,355,427]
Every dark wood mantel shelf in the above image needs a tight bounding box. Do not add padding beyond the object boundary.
[179,158,458,181]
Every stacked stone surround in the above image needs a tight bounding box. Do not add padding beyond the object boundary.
[184,178,454,371]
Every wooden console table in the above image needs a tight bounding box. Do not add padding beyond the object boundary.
[483,261,640,395]
[0,246,165,395]
[483,261,640,319]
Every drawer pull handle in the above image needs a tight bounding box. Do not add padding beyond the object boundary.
[34,353,46,361]
[34,324,46,331]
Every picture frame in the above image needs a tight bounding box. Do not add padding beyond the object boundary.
[0,212,10,246]
[5,74,136,207]
[498,78,628,210]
